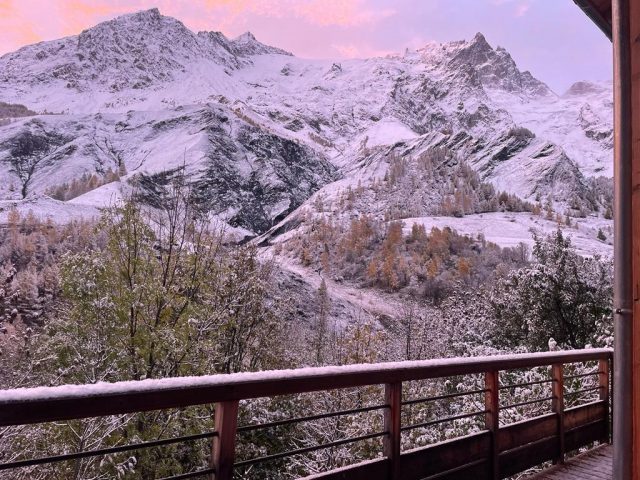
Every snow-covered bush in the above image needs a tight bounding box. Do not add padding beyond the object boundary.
[489,229,612,351]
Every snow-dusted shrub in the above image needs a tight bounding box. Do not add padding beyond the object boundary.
[489,229,612,351]
[3,185,293,478]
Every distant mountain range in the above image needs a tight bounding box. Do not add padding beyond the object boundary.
[0,8,612,242]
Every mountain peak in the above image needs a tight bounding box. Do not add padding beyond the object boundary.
[471,32,490,47]
[447,32,493,68]
[80,7,186,38]
[467,32,494,54]
[235,32,257,44]
[131,7,161,19]
[102,7,164,27]
[563,81,609,97]
[443,32,553,98]
[230,31,293,56]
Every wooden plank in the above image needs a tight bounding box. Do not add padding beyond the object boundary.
[525,444,612,480]
[334,406,608,480]
[300,458,388,480]
[398,431,491,480]
[0,349,612,426]
[564,401,607,430]
[307,433,491,480]
[499,435,558,477]
[485,370,500,480]
[211,400,238,480]
[423,459,489,480]
[565,420,608,453]
[497,413,556,452]
[383,382,402,480]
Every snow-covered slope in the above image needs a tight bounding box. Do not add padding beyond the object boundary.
[403,212,612,258]
[0,105,337,234]
[0,8,612,240]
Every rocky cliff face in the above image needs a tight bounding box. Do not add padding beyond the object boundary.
[0,8,613,238]
[0,104,337,236]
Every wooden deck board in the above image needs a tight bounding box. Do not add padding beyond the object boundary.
[526,445,612,479]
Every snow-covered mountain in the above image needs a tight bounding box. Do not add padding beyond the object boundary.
[0,8,612,241]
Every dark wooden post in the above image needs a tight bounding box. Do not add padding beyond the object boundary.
[632,0,640,476]
[484,370,500,480]
[384,382,402,480]
[551,364,565,464]
[599,358,611,443]
[611,0,637,478]
[211,400,239,480]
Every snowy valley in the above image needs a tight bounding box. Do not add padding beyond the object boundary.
[0,8,616,335]
[0,7,616,337]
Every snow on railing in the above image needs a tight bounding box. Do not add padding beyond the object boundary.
[0,348,612,480]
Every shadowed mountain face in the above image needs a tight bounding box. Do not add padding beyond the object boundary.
[0,9,612,237]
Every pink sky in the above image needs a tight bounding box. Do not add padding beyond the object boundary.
[0,0,612,93]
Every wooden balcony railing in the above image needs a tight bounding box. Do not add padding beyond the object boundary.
[0,348,612,479]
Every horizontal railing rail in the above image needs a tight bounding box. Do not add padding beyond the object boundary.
[0,349,611,425]
[0,348,612,480]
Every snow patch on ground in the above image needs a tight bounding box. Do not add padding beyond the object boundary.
[402,212,612,257]
[0,195,100,224]
[68,181,125,208]
[266,250,403,321]
[358,119,418,148]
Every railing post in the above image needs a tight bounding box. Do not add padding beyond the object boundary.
[211,400,239,480]
[609,354,614,442]
[384,382,402,480]
[484,370,499,480]
[599,358,611,443]
[551,364,565,464]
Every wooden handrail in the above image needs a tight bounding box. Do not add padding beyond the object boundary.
[0,348,613,480]
[0,349,612,427]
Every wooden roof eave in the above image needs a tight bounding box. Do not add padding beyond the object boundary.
[573,0,613,40]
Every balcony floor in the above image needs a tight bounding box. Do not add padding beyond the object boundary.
[527,444,612,479]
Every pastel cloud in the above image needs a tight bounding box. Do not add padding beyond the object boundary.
[515,2,532,17]
[331,43,393,59]
[0,1,52,48]
[292,0,395,27]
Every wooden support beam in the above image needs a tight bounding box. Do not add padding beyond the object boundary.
[211,400,239,480]
[613,0,640,478]
[551,364,565,464]
[384,382,402,480]
[484,370,500,480]
[632,0,640,476]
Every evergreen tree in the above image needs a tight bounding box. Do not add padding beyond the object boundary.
[490,230,612,350]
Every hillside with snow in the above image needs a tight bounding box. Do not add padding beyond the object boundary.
[0,8,612,249]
